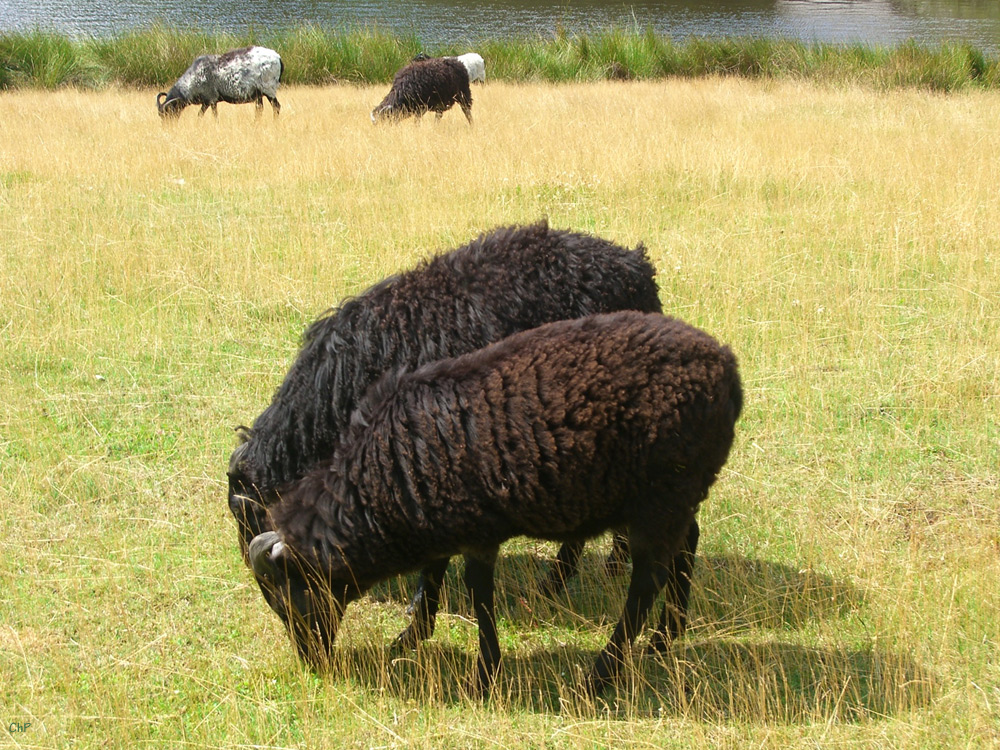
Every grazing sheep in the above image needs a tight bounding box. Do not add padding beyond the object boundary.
[228,221,661,648]
[248,311,743,695]
[454,52,486,84]
[371,56,472,124]
[157,46,282,119]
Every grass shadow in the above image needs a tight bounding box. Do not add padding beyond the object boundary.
[369,550,864,636]
[323,636,933,723]
[340,551,929,722]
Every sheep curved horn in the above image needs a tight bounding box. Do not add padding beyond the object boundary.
[249,531,285,579]
[156,92,168,110]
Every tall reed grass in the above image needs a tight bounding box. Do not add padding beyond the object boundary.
[2,25,998,91]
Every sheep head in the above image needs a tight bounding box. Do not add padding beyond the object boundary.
[248,531,358,670]
[156,91,185,119]
[226,440,278,563]
[370,104,396,124]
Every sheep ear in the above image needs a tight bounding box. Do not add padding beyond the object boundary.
[249,531,285,578]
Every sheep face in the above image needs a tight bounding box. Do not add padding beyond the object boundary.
[227,444,274,563]
[249,531,360,668]
[156,91,186,119]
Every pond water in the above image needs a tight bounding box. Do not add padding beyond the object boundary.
[2,0,999,52]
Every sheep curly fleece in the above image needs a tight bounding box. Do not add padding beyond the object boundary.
[250,311,743,694]
[228,221,661,633]
[371,56,473,123]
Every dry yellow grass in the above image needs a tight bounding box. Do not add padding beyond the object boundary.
[1,79,998,747]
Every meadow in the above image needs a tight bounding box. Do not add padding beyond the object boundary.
[0,78,998,748]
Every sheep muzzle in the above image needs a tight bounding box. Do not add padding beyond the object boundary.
[156,93,184,119]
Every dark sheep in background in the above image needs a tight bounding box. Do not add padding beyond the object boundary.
[228,221,662,648]
[249,311,743,695]
[371,56,473,124]
[157,46,282,119]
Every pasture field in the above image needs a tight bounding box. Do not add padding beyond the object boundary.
[0,79,998,748]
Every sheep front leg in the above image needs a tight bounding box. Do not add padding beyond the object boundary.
[587,549,670,696]
[464,548,501,697]
[647,520,699,653]
[395,557,449,649]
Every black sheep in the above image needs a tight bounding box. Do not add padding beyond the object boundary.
[228,221,661,646]
[248,311,743,695]
[371,57,473,124]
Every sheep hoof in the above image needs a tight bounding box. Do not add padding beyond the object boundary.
[465,665,500,701]
[393,622,431,651]
[645,631,673,655]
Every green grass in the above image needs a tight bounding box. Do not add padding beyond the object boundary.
[1,26,999,90]
[0,79,998,747]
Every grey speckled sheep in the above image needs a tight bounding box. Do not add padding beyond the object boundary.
[157,46,283,119]
[248,311,743,696]
[371,57,472,124]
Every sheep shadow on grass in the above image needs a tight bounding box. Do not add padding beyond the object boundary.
[346,548,933,719]
[369,545,864,637]
[324,634,933,722]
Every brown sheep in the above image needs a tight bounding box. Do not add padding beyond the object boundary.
[248,311,742,696]
[371,56,473,124]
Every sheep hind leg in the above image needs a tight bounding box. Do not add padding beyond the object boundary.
[395,557,449,650]
[540,528,631,599]
[268,96,281,117]
[647,520,699,654]
[464,548,501,697]
[586,548,671,696]
[538,540,584,598]
[587,493,696,696]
